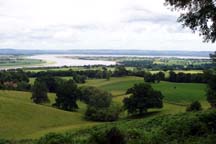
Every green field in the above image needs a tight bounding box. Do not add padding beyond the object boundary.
[0,91,100,139]
[0,76,208,139]
[0,56,45,68]
[82,77,207,104]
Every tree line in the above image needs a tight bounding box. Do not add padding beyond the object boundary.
[0,66,209,92]
[0,70,30,91]
[120,60,215,70]
[26,66,209,83]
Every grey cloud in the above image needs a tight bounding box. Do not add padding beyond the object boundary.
[126,14,177,24]
[45,24,99,31]
[0,13,27,21]
[166,26,189,33]
[128,6,154,14]
[0,30,53,41]
[0,23,97,42]
[123,6,178,24]
[133,28,147,34]
[0,33,18,40]
[69,24,98,30]
[28,35,53,40]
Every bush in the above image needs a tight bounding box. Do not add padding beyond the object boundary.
[79,86,111,105]
[85,103,122,122]
[37,133,71,144]
[73,74,87,84]
[17,81,31,91]
[89,127,126,144]
[186,101,202,112]
[0,139,10,144]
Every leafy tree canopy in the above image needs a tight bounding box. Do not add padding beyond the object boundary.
[124,83,163,115]
[54,80,80,111]
[210,51,216,62]
[31,79,49,104]
[165,0,216,43]
[205,70,216,108]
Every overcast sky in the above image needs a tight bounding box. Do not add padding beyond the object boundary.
[0,0,215,51]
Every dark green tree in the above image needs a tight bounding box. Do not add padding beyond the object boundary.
[80,86,112,108]
[158,71,165,81]
[87,89,112,108]
[144,72,156,83]
[31,79,49,104]
[124,83,163,115]
[73,74,87,84]
[80,86,101,104]
[165,0,216,43]
[54,80,79,111]
[85,103,121,121]
[205,70,216,108]
[81,86,121,121]
[210,51,216,62]
[17,81,31,91]
[103,69,112,80]
[114,66,129,77]
[169,70,177,82]
[37,75,58,92]
[186,101,202,112]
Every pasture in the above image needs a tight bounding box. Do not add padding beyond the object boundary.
[0,76,208,139]
[82,77,207,104]
[0,55,45,68]
[0,91,99,139]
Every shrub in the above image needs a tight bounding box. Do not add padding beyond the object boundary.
[0,139,10,144]
[89,127,126,144]
[73,74,87,84]
[81,86,120,122]
[37,133,71,144]
[85,103,121,122]
[80,86,111,107]
[186,101,202,112]
[17,81,31,91]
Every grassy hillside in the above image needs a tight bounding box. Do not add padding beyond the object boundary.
[81,76,143,96]
[153,81,206,104]
[0,76,208,139]
[42,109,215,144]
[5,110,216,144]
[0,90,99,139]
[81,77,207,105]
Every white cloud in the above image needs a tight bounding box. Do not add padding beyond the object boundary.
[0,0,215,51]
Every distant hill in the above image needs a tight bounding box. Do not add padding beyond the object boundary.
[0,49,213,57]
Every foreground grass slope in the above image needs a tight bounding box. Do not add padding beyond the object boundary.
[3,110,216,144]
[0,91,99,139]
[63,109,215,144]
[0,76,208,139]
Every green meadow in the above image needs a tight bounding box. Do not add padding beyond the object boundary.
[0,76,208,139]
[0,91,99,139]
[82,77,207,104]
